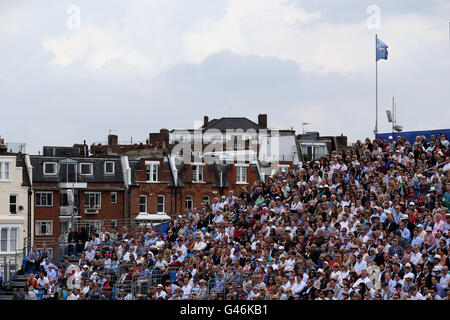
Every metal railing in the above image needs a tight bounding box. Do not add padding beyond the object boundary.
[12,264,262,300]
[1,256,20,285]
[22,238,59,262]
[61,218,170,242]
[5,249,268,300]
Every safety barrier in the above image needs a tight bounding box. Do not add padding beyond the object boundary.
[14,260,269,300]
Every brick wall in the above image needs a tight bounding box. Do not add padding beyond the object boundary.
[33,182,126,241]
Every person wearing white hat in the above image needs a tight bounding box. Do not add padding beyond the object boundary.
[423,226,436,249]
[155,283,167,299]
[432,254,441,262]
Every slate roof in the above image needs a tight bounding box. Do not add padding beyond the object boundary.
[202,117,261,131]
[30,156,125,184]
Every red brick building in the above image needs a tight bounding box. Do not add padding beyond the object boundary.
[89,114,299,220]
[30,146,131,248]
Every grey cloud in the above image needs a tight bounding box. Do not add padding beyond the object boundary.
[0,1,448,154]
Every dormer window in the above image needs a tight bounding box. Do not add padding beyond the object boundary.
[80,163,93,175]
[145,161,159,182]
[104,161,115,175]
[43,162,57,175]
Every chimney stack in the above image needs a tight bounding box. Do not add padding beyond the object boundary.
[258,114,267,129]
[204,116,209,128]
[160,129,169,146]
[108,134,118,146]
[0,138,6,153]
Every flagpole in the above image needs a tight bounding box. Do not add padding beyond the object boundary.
[375,34,378,136]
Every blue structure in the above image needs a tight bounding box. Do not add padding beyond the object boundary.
[376,129,450,144]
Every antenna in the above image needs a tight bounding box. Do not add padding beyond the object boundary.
[388,97,403,132]
[302,122,310,134]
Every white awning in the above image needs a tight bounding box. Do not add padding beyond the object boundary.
[134,212,171,221]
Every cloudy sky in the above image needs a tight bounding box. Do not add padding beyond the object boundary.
[1,0,449,154]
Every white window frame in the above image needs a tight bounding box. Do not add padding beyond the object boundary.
[236,165,248,184]
[0,225,20,254]
[203,195,210,206]
[104,161,115,175]
[9,194,18,214]
[157,195,165,213]
[35,220,53,236]
[139,195,147,213]
[85,192,101,209]
[145,161,159,182]
[80,163,93,175]
[185,195,193,211]
[36,192,53,207]
[278,165,290,173]
[43,162,58,175]
[0,160,12,181]
[84,220,102,235]
[111,192,117,204]
[59,220,70,235]
[192,164,205,183]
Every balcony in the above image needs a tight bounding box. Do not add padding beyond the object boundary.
[59,206,79,216]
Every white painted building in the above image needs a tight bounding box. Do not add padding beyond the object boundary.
[169,115,304,181]
[0,147,33,270]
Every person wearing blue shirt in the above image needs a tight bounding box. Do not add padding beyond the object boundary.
[400,222,411,243]
[431,275,445,298]
[410,229,422,248]
[147,231,159,246]
[26,246,41,274]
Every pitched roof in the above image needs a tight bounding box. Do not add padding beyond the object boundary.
[202,117,261,131]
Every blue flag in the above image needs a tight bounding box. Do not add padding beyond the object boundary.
[376,36,388,61]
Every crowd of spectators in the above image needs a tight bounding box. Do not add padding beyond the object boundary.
[17,133,450,300]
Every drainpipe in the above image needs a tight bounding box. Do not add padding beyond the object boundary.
[174,187,178,216]
[123,188,127,223]
[128,188,131,224]
[28,187,32,245]
[170,187,173,216]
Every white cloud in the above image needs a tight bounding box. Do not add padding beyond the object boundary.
[39,1,448,78]
[0,4,30,35]
[1,0,448,154]
[42,22,156,74]
[182,0,447,75]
